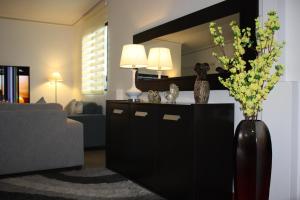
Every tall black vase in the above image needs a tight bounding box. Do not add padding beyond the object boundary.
[234,120,272,200]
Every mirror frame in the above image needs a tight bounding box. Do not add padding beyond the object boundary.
[133,0,259,91]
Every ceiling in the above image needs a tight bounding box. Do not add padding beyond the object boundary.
[0,0,102,25]
[157,13,239,55]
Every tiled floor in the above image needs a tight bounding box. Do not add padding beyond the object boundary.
[84,150,106,168]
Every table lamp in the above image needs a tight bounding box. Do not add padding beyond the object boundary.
[49,72,63,103]
[147,47,173,79]
[120,44,147,101]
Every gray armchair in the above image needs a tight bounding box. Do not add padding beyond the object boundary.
[68,102,105,149]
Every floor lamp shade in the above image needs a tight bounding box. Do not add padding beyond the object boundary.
[49,72,63,82]
[120,44,147,101]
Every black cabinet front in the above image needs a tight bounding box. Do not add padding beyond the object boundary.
[106,103,131,175]
[156,105,193,199]
[129,104,158,188]
[106,101,234,200]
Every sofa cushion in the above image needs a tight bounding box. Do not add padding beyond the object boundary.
[74,101,83,114]
[64,99,76,115]
[36,97,47,104]
[82,102,102,114]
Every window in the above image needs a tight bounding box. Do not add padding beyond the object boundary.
[82,25,107,94]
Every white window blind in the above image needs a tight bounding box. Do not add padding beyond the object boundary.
[82,25,107,94]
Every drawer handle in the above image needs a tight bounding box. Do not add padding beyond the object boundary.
[163,114,181,121]
[113,109,124,114]
[135,111,148,117]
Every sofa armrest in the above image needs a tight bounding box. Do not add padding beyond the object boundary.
[68,114,105,148]
[65,119,84,164]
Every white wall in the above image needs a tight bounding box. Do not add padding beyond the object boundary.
[280,5,300,197]
[108,0,300,199]
[0,18,74,106]
[262,82,295,199]
[261,0,300,199]
[297,82,300,199]
[284,0,300,81]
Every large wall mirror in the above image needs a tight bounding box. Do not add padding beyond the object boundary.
[133,0,258,91]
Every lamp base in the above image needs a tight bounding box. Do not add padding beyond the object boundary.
[126,68,142,101]
[158,70,162,79]
[126,86,142,102]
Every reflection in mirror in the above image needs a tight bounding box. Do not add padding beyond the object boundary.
[139,13,239,78]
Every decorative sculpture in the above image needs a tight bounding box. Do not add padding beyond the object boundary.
[165,83,179,104]
[148,90,161,103]
[194,62,210,104]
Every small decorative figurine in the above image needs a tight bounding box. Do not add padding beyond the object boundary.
[194,62,210,104]
[148,90,161,103]
[165,83,179,104]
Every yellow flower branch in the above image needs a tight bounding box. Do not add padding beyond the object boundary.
[209,11,285,119]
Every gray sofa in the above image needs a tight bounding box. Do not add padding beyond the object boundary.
[0,103,84,176]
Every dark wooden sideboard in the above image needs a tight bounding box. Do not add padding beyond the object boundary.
[106,100,234,200]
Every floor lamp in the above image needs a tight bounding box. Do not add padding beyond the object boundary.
[49,72,63,103]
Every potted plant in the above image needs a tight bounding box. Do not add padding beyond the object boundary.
[210,11,285,200]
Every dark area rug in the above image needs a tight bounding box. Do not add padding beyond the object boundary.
[0,168,164,200]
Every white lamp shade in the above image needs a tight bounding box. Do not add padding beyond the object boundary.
[49,72,63,82]
[147,47,173,71]
[120,44,148,69]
